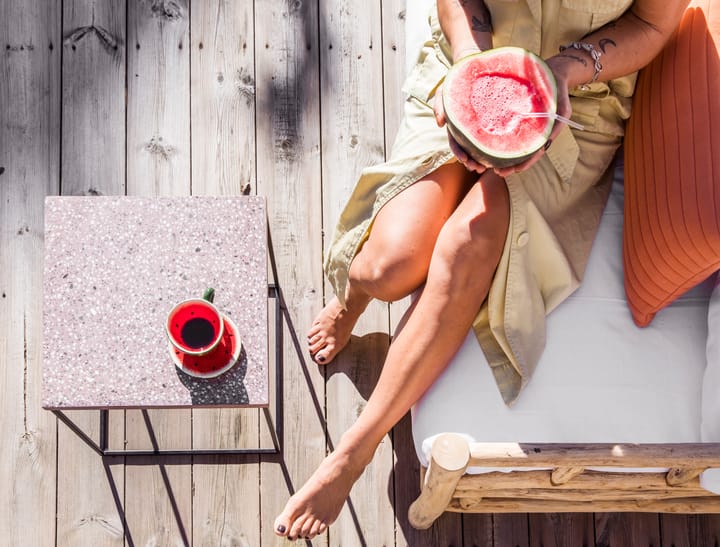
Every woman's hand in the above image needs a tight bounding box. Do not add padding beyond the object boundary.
[433,84,488,174]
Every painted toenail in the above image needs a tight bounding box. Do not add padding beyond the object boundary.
[317,355,325,363]
[277,524,286,533]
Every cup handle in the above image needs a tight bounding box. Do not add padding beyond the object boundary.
[203,287,215,303]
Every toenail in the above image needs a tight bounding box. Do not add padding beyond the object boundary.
[277,524,286,533]
[317,355,325,363]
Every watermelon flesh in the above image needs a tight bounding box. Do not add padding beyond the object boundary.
[443,47,557,169]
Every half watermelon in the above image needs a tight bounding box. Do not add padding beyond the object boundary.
[442,47,558,169]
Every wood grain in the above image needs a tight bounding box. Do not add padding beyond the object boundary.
[595,513,660,547]
[123,1,192,544]
[189,1,260,544]
[0,2,60,545]
[529,513,594,547]
[493,514,529,547]
[661,514,720,547]
[254,0,327,544]
[55,1,128,545]
[127,0,190,195]
[320,0,396,545]
[61,0,126,196]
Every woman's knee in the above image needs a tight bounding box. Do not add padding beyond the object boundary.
[349,239,431,302]
[435,180,510,274]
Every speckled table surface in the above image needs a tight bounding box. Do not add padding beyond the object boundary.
[43,196,269,409]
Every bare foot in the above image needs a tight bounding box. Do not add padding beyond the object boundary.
[307,295,368,364]
[273,448,366,540]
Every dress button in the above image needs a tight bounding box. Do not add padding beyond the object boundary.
[517,231,529,247]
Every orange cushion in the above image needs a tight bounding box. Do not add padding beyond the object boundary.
[623,2,720,327]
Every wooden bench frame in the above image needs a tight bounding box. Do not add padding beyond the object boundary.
[408,433,720,529]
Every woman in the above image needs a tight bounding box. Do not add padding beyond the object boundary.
[275,0,689,540]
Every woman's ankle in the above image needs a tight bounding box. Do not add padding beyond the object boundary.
[335,428,384,468]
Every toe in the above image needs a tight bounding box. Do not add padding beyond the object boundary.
[289,515,310,542]
[273,515,289,537]
[307,518,324,540]
[313,351,329,365]
[299,517,316,539]
[309,339,328,354]
[307,323,322,338]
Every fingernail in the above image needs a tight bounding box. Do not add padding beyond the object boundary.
[277,525,286,533]
[544,139,553,151]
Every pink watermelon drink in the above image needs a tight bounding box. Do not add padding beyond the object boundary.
[443,47,558,169]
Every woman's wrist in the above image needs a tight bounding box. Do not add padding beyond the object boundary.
[452,45,484,63]
[545,53,595,90]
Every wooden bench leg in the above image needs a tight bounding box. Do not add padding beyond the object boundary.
[409,433,470,529]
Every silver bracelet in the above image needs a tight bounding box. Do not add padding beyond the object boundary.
[559,41,603,90]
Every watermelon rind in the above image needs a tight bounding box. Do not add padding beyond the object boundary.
[442,47,558,170]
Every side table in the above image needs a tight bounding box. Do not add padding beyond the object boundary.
[43,196,282,455]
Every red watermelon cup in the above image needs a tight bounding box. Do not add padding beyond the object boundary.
[442,46,558,169]
[166,288,224,356]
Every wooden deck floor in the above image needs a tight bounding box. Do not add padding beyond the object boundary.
[3,0,720,545]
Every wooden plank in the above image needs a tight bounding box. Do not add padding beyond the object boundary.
[381,0,406,154]
[528,514,594,547]
[661,514,720,547]
[320,0,396,544]
[123,0,191,442]
[61,0,126,196]
[595,513,661,547]
[0,2,60,545]
[190,0,255,197]
[468,443,720,468]
[188,1,260,544]
[127,0,190,195]
[122,1,191,545]
[253,0,327,544]
[494,514,530,547]
[456,470,706,492]
[55,1,130,545]
[458,488,714,503]
[451,498,720,513]
[462,514,494,547]
[56,426,126,546]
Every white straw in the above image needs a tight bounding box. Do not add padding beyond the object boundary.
[521,112,585,131]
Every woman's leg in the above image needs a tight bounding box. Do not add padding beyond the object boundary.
[277,170,510,540]
[308,161,476,363]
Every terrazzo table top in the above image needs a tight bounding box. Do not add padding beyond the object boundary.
[43,196,268,409]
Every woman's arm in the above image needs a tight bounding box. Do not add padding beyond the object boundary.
[437,0,493,62]
[547,0,690,89]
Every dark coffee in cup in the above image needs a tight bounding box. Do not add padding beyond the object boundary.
[181,317,216,348]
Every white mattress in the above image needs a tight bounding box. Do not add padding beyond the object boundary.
[411,166,714,463]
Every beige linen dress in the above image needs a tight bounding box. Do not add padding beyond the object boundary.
[325,0,637,405]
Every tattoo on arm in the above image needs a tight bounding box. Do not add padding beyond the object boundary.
[598,38,617,54]
[472,14,492,33]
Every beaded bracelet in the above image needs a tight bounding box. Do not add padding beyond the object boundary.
[559,41,603,90]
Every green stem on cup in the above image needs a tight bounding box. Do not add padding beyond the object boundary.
[203,287,215,303]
